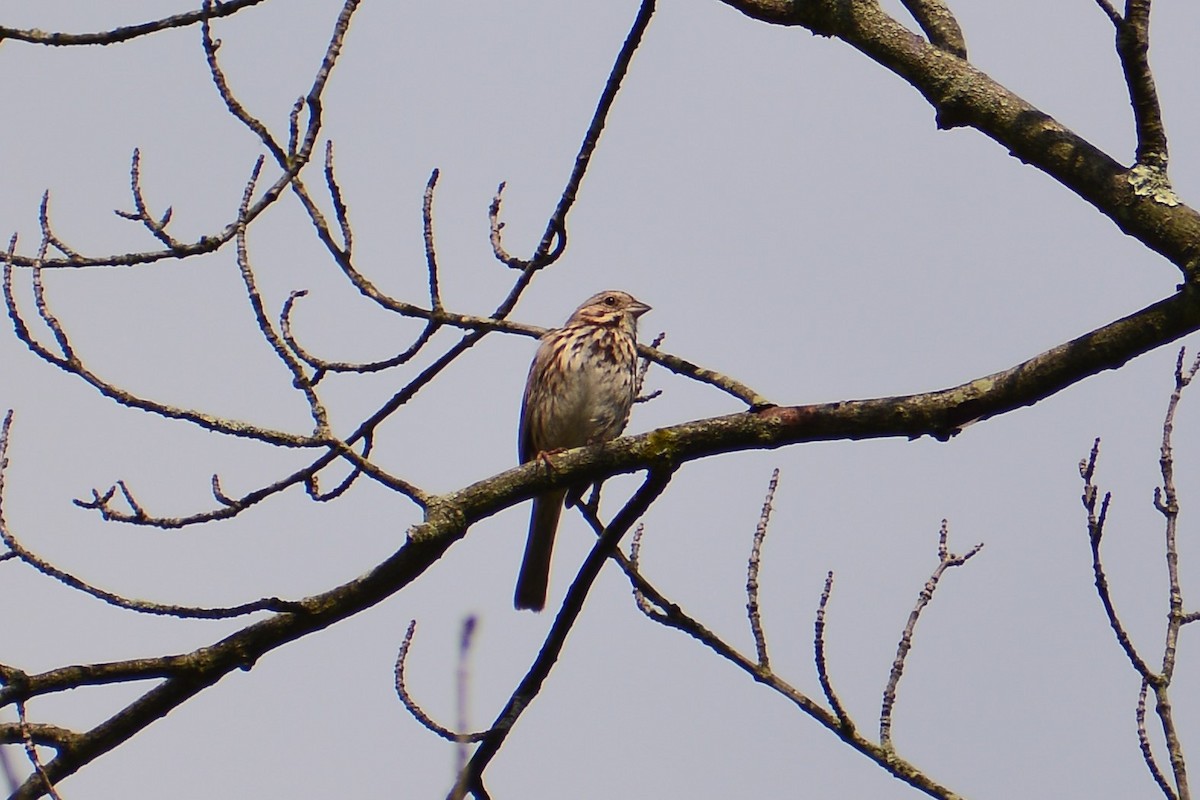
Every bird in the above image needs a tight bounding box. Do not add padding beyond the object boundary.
[514,290,651,611]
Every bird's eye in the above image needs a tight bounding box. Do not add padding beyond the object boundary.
[603,295,617,306]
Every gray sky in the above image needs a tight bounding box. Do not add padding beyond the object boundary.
[2,0,1198,797]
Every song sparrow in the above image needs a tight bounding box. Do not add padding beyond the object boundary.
[514,290,651,611]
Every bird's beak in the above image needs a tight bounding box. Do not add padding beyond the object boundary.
[630,301,651,318]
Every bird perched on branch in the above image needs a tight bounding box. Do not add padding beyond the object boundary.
[514,290,651,611]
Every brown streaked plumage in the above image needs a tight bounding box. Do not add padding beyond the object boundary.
[514,290,651,611]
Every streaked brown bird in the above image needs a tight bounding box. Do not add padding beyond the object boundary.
[514,290,651,611]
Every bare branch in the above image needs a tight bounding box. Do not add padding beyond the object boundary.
[306,433,373,502]
[451,469,674,798]
[16,702,62,800]
[1083,348,1198,798]
[423,169,443,311]
[0,722,79,752]
[627,524,657,616]
[279,289,440,377]
[634,331,665,404]
[610,504,964,799]
[0,0,268,46]
[488,183,526,270]
[1151,345,1196,798]
[1114,0,1169,170]
[0,658,197,706]
[1095,0,1124,26]
[4,243,320,447]
[393,621,488,744]
[1138,679,1179,800]
[29,217,73,363]
[713,0,1200,274]
[233,158,331,436]
[6,149,311,270]
[879,521,982,749]
[0,414,303,618]
[323,140,353,257]
[1080,442,1156,682]
[201,1,288,166]
[114,149,183,250]
[814,570,853,731]
[898,0,966,58]
[1157,347,1199,681]
[488,0,656,277]
[746,469,780,669]
[641,342,770,408]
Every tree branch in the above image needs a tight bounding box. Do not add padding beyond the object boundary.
[1115,0,1168,170]
[713,0,1199,274]
[897,0,966,59]
[0,0,268,46]
[450,468,674,798]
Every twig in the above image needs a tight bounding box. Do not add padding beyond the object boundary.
[37,204,80,263]
[0,512,300,619]
[627,524,656,615]
[423,169,444,312]
[232,158,331,436]
[1156,347,1199,682]
[0,659,188,706]
[5,150,310,271]
[487,183,522,269]
[746,469,779,669]
[1082,347,1199,799]
[73,429,427,527]
[279,289,440,376]
[814,571,853,731]
[879,520,982,749]
[640,342,770,408]
[393,621,488,745]
[1080,439,1155,680]
[1150,347,1196,798]
[324,140,353,256]
[0,409,305,618]
[15,701,62,800]
[201,1,288,166]
[29,208,71,362]
[490,0,657,274]
[1139,679,1179,800]
[114,149,182,250]
[609,508,965,799]
[0,0,267,46]
[4,236,323,448]
[634,331,665,403]
[306,433,373,502]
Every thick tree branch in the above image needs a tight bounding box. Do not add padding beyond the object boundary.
[713,0,1199,274]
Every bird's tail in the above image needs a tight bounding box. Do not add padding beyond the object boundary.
[514,489,567,611]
